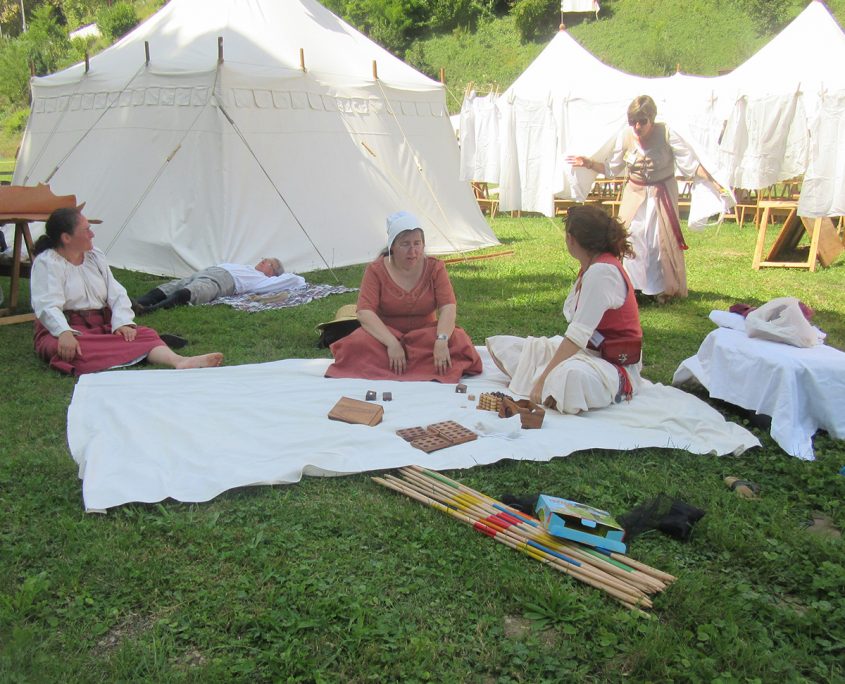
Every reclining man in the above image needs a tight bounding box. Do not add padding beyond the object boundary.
[133,258,306,314]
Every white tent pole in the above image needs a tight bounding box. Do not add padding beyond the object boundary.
[25,61,148,185]
[374,78,465,257]
[101,70,221,255]
[214,100,338,279]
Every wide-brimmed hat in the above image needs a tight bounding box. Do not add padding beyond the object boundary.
[315,304,358,331]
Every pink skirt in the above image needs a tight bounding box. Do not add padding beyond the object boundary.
[325,324,482,383]
[34,310,165,376]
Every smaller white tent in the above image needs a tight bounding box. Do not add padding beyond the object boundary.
[460,1,845,219]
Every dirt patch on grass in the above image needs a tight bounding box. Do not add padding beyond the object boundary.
[503,614,532,639]
[503,614,556,647]
[92,612,160,657]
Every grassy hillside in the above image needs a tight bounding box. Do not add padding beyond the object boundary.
[406,16,546,110]
[408,0,845,112]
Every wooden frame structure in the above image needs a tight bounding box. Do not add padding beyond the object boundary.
[471,182,498,218]
[752,202,845,271]
[0,185,80,320]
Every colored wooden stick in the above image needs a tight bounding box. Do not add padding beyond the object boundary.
[376,475,652,610]
[392,472,653,602]
[408,465,677,584]
[400,467,667,594]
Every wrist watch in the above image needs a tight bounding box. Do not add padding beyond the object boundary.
[436,333,449,341]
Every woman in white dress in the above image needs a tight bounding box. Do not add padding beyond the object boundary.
[568,95,720,302]
[487,205,643,414]
[31,207,223,375]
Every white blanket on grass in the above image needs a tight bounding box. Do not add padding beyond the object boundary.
[67,348,759,511]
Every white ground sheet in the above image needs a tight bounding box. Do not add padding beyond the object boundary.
[673,325,845,461]
[68,348,759,511]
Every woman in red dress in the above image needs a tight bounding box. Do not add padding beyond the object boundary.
[325,211,482,383]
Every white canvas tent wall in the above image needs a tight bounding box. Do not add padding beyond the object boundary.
[459,26,722,214]
[460,1,845,218]
[12,0,497,277]
[716,1,845,216]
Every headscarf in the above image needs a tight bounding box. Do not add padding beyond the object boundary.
[385,211,422,255]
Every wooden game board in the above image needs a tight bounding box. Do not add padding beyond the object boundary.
[395,421,478,453]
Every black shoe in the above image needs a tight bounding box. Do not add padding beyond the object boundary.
[145,288,191,313]
[131,299,149,316]
[135,287,168,308]
[159,333,189,350]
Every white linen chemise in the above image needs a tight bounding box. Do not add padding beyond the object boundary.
[487,263,643,414]
[606,127,701,296]
[31,247,136,337]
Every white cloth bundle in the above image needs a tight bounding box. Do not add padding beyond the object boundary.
[745,297,824,347]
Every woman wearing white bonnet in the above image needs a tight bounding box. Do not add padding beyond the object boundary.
[325,211,482,382]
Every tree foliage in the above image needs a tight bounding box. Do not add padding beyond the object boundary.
[728,0,804,34]
[22,4,68,72]
[61,0,103,30]
[0,36,31,104]
[511,0,557,42]
[96,0,136,41]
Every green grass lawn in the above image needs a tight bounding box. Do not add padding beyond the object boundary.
[1,217,843,682]
[0,159,14,185]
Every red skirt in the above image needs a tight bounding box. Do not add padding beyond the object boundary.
[325,324,482,383]
[34,310,165,376]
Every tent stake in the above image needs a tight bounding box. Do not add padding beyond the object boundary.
[439,67,445,84]
[217,36,223,64]
[300,48,306,72]
[85,52,90,73]
[144,41,150,65]
[372,60,378,80]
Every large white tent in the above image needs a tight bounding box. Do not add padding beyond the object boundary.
[460,1,845,218]
[12,0,498,277]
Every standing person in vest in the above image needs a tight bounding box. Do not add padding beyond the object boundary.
[486,206,642,414]
[568,95,720,303]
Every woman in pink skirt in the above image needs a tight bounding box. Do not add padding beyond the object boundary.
[30,207,223,376]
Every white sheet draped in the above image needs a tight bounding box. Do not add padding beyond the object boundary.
[67,348,759,511]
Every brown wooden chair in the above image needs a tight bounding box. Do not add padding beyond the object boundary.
[728,187,758,226]
[601,179,625,218]
[471,182,498,219]
[676,177,694,219]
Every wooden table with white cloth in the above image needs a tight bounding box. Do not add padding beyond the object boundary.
[67,348,759,512]
[673,311,845,460]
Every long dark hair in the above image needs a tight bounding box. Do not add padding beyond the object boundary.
[565,205,634,260]
[33,207,82,256]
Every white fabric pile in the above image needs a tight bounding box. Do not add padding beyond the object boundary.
[68,348,759,511]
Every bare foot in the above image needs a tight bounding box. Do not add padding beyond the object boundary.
[175,352,224,369]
